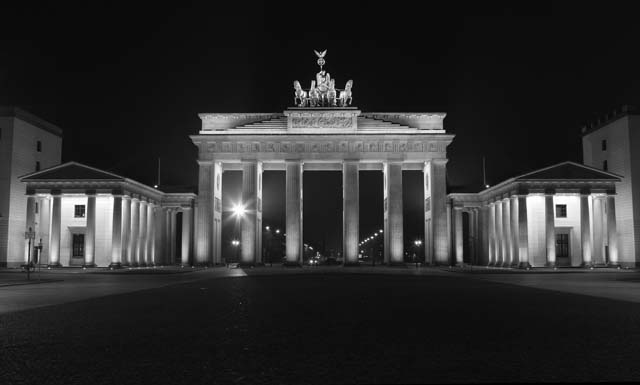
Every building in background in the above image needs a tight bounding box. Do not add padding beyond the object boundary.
[582,105,640,267]
[0,107,62,267]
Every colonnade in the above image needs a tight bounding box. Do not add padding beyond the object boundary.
[451,191,619,268]
[195,159,449,266]
[24,192,194,268]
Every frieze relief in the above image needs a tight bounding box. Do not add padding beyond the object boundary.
[291,116,353,129]
[205,140,445,154]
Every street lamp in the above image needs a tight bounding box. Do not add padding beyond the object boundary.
[413,239,423,268]
[231,239,240,265]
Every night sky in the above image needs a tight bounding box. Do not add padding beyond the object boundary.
[2,2,640,256]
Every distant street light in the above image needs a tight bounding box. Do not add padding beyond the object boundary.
[265,225,270,231]
[275,229,280,234]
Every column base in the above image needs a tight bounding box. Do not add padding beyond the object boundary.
[342,262,361,267]
[108,262,123,269]
[82,263,96,268]
[581,262,595,269]
[283,261,302,267]
[385,262,407,267]
[237,262,256,268]
[138,262,148,267]
[606,262,621,269]
[47,262,62,268]
[546,262,557,268]
[518,262,531,270]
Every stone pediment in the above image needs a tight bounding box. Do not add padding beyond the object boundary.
[20,162,125,181]
[514,161,621,181]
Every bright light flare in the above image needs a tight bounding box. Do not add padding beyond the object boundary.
[232,202,246,217]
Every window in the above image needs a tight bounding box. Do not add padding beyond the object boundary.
[72,234,85,257]
[74,205,86,218]
[556,204,567,218]
[35,202,39,214]
[603,160,608,171]
[35,161,40,171]
[37,140,42,152]
[601,139,607,151]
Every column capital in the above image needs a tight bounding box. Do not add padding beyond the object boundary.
[544,188,556,196]
[429,158,449,166]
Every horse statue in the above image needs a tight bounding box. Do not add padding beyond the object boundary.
[339,80,353,106]
[293,80,307,107]
[309,80,320,107]
[327,79,337,107]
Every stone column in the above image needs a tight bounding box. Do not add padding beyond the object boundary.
[129,197,140,266]
[454,207,463,265]
[195,162,212,265]
[580,193,592,267]
[49,193,62,267]
[517,195,530,268]
[592,196,605,265]
[343,161,359,265]
[109,194,123,269]
[121,196,131,266]
[502,198,511,267]
[170,209,177,264]
[384,161,403,264]
[470,209,477,265]
[510,196,519,267]
[545,193,556,267]
[146,202,154,265]
[25,195,36,264]
[430,159,448,264]
[285,161,303,265]
[153,206,163,265]
[606,195,619,267]
[38,196,51,265]
[240,161,258,266]
[495,200,503,265]
[423,162,433,265]
[138,199,148,266]
[164,208,171,264]
[181,207,193,266]
[212,162,223,265]
[488,203,495,265]
[83,193,96,267]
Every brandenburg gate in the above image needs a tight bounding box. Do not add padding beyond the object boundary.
[190,51,454,266]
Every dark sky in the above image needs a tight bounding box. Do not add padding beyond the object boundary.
[2,2,640,256]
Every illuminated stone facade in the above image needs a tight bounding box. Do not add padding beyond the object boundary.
[448,162,622,268]
[19,162,195,268]
[191,108,454,266]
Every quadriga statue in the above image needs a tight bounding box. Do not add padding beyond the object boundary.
[293,80,307,107]
[339,80,353,107]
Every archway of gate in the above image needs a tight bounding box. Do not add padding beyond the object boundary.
[303,171,342,264]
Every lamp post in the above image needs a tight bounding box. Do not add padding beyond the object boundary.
[231,239,240,266]
[413,239,422,268]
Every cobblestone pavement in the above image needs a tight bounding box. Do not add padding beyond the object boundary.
[1,267,640,384]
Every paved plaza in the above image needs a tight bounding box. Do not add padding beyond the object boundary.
[1,266,640,384]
